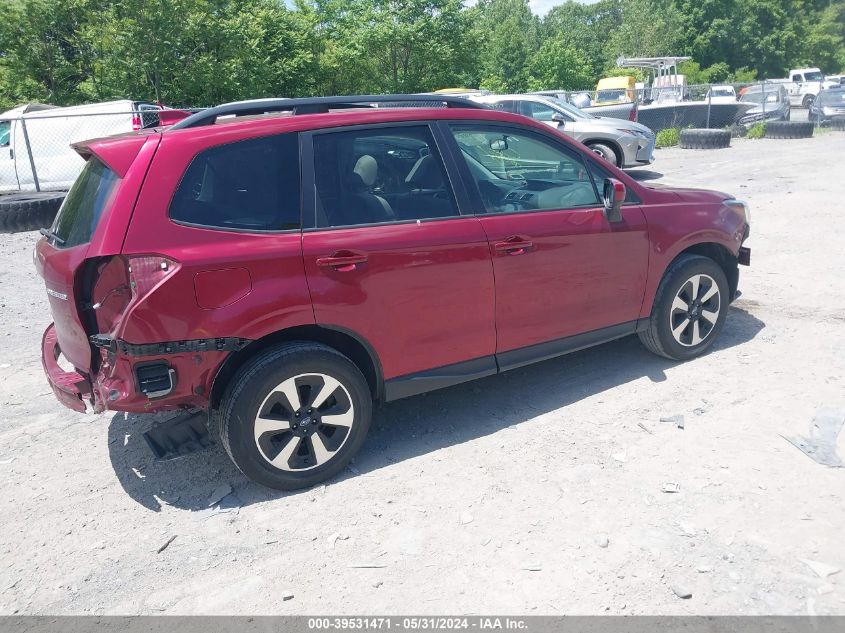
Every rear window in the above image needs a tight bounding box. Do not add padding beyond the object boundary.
[169,133,301,232]
[51,158,119,248]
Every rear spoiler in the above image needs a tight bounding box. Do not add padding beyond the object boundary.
[72,132,158,177]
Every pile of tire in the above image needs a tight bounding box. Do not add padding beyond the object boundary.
[0,192,65,234]
[679,129,731,150]
[764,121,814,139]
[831,117,845,131]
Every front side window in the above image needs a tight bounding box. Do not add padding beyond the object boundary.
[170,133,300,231]
[523,101,559,122]
[312,126,458,228]
[451,125,600,214]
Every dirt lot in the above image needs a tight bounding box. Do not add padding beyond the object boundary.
[0,131,843,616]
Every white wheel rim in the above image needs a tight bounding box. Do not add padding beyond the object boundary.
[669,273,721,347]
[254,373,354,472]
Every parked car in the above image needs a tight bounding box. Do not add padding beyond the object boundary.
[826,74,845,87]
[706,85,737,103]
[737,84,790,127]
[809,87,845,124]
[470,93,654,168]
[36,94,750,490]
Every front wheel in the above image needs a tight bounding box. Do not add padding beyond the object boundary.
[586,142,620,167]
[638,255,729,361]
[216,342,372,490]
[802,94,814,109]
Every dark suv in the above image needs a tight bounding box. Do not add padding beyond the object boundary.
[36,95,751,490]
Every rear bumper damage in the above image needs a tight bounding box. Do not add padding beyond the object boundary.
[41,323,97,413]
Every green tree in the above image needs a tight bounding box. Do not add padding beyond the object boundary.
[473,0,539,92]
[526,36,593,90]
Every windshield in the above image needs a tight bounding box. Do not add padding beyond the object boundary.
[711,89,734,97]
[819,90,845,105]
[51,158,120,248]
[550,98,594,119]
[740,91,779,104]
[596,89,628,102]
[0,121,9,146]
[804,71,824,81]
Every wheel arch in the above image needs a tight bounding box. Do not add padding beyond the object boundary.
[669,242,739,300]
[209,324,383,410]
[582,138,624,167]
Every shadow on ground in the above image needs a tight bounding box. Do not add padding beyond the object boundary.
[109,307,765,512]
[626,169,664,182]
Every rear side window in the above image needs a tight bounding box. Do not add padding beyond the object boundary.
[0,121,9,146]
[170,133,300,231]
[51,158,119,248]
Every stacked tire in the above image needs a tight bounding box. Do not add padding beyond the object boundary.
[831,117,845,131]
[0,192,65,234]
[765,121,813,139]
[679,129,731,150]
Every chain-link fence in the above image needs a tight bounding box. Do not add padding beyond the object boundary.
[0,107,160,195]
[549,81,835,133]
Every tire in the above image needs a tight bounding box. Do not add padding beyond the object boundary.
[586,142,620,167]
[765,121,813,139]
[802,94,814,109]
[215,341,372,490]
[679,129,731,150]
[638,254,729,361]
[831,117,845,131]
[0,192,65,234]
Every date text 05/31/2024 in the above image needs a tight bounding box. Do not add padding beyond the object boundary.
[307,617,528,630]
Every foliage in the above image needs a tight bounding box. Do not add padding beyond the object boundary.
[745,122,766,139]
[0,0,843,110]
[655,127,680,147]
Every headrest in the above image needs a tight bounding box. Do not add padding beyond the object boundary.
[354,155,378,187]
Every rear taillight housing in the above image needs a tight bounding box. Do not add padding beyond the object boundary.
[131,113,142,131]
[90,254,179,335]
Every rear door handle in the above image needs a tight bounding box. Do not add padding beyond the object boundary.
[316,251,368,272]
[494,236,533,256]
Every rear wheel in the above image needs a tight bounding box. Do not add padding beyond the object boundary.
[216,342,372,490]
[638,255,729,361]
[586,142,620,167]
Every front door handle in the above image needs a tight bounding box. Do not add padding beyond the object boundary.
[494,236,533,256]
[316,250,368,272]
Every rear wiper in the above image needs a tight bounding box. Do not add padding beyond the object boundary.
[39,227,65,245]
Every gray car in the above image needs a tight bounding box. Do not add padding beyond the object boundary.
[809,88,845,124]
[470,94,655,168]
[738,84,790,128]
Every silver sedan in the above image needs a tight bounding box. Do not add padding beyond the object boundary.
[469,94,655,168]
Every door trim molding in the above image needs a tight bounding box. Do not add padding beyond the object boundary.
[383,319,649,402]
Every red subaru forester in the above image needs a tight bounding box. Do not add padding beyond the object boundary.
[35,95,751,490]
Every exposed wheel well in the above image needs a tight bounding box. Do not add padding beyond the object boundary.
[583,139,623,167]
[210,325,382,410]
[675,242,739,299]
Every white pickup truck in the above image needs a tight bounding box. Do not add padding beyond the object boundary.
[772,68,839,108]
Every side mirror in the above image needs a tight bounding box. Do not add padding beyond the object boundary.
[551,112,567,124]
[603,178,625,223]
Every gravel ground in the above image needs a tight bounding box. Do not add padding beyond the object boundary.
[0,131,843,616]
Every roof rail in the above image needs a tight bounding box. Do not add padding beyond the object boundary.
[169,94,486,130]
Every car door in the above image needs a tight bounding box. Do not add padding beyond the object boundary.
[0,120,20,192]
[300,123,497,397]
[443,122,649,367]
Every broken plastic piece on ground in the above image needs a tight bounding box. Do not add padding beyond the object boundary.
[143,411,214,461]
[662,482,681,493]
[783,408,845,468]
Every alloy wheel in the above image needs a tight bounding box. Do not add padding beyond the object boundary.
[253,373,354,471]
[669,273,721,347]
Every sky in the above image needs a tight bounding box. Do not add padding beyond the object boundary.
[530,0,600,15]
